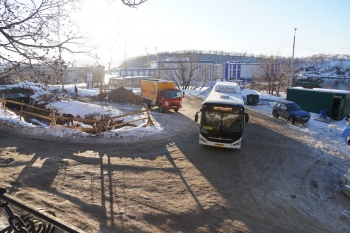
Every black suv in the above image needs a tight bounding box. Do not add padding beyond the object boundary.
[272,100,311,124]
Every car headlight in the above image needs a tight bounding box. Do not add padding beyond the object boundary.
[165,101,169,106]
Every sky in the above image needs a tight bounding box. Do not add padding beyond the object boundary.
[70,0,350,67]
[1,82,349,157]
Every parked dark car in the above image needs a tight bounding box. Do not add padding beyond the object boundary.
[272,100,311,124]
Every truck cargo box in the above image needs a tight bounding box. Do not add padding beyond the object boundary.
[141,79,175,103]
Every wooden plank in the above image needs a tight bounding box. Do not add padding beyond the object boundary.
[0,98,154,134]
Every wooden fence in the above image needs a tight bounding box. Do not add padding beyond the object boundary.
[0,98,154,134]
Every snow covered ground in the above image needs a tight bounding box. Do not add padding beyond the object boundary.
[242,88,350,160]
[0,82,164,140]
[1,81,349,156]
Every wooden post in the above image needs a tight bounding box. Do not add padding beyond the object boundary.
[0,100,3,116]
[50,108,56,127]
[145,104,154,126]
[19,100,24,121]
[2,94,6,116]
[99,115,104,133]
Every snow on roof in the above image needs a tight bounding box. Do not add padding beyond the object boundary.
[290,87,350,94]
[204,81,243,106]
[213,81,240,93]
[124,76,149,79]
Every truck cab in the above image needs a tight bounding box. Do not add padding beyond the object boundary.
[158,89,182,112]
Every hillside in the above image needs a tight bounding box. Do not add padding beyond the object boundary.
[119,51,350,78]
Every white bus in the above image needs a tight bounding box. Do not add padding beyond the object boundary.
[195,81,249,149]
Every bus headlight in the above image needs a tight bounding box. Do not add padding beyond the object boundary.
[200,128,208,134]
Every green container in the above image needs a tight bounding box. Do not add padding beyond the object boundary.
[287,87,350,120]
[247,94,259,105]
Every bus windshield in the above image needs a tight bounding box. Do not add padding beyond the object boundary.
[201,105,244,133]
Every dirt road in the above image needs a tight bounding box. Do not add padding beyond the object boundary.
[1,95,350,232]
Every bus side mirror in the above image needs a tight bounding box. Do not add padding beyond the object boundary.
[195,112,199,122]
[245,113,249,123]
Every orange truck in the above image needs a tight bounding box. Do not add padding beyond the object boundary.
[140,79,182,112]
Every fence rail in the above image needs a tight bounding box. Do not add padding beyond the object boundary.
[1,188,85,233]
[0,98,154,134]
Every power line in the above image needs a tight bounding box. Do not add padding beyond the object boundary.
[297,42,350,50]
[298,46,350,53]
[228,40,292,51]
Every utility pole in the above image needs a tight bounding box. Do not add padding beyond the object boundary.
[145,47,151,68]
[123,42,128,69]
[155,47,160,79]
[290,28,297,87]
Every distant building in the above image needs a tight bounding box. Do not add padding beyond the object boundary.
[2,65,89,85]
[156,60,215,82]
[109,76,150,88]
[224,62,261,84]
[115,68,156,77]
[109,61,265,87]
[213,64,223,80]
[124,76,147,88]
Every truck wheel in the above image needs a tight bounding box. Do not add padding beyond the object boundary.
[143,99,151,108]
[159,105,165,113]
[174,108,179,113]
[143,99,148,106]
[272,110,279,118]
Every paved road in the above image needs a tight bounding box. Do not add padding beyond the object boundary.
[1,95,350,232]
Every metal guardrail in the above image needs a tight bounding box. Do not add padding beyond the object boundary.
[0,188,85,233]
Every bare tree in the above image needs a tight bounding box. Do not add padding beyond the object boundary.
[274,61,290,96]
[254,56,289,96]
[159,53,212,90]
[121,0,148,8]
[0,0,89,87]
[0,0,148,86]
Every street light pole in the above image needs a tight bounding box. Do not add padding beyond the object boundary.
[290,28,297,87]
